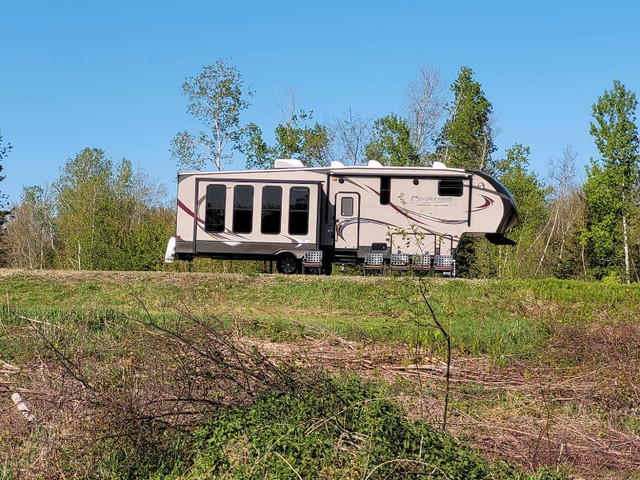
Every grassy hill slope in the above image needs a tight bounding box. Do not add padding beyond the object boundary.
[1,270,638,478]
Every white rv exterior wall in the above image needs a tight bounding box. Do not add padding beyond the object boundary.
[172,165,516,261]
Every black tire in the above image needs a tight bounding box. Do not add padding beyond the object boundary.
[276,253,299,274]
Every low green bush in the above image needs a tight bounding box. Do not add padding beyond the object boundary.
[185,376,565,480]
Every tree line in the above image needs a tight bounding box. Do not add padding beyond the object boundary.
[1,148,173,271]
[1,59,638,282]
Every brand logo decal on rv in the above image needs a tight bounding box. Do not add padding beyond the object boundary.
[409,196,453,206]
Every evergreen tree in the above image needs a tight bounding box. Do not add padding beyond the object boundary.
[437,67,495,172]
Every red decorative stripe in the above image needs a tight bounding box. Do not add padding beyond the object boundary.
[472,195,494,211]
[178,200,205,224]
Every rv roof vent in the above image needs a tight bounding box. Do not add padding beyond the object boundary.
[367,160,383,168]
[330,161,345,168]
[274,158,305,169]
[432,161,448,169]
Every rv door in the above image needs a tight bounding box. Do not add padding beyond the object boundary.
[335,192,360,250]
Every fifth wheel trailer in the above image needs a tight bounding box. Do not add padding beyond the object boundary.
[164,159,517,274]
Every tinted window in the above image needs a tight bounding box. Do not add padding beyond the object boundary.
[205,184,225,232]
[341,197,354,216]
[233,185,253,233]
[380,176,391,205]
[289,187,309,235]
[438,179,463,197]
[261,186,282,234]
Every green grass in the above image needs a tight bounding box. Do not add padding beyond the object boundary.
[3,271,637,479]
[2,272,639,361]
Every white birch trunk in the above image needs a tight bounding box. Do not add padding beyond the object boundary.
[622,212,630,284]
[621,189,630,284]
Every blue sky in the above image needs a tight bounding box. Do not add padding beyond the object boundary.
[1,0,639,203]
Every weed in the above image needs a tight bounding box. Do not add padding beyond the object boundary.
[187,376,563,480]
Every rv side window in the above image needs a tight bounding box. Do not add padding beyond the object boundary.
[233,185,254,234]
[289,187,309,235]
[341,197,354,216]
[380,176,391,205]
[205,184,226,232]
[438,179,463,197]
[261,186,282,234]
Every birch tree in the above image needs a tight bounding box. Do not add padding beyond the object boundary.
[583,80,639,283]
[535,145,579,275]
[403,66,446,160]
[171,59,253,171]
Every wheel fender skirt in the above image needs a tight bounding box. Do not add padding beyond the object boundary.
[485,233,517,246]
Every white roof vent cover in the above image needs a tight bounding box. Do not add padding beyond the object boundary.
[330,161,345,168]
[367,160,383,168]
[432,161,448,169]
[275,158,305,168]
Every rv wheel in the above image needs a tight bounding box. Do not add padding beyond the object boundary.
[276,254,299,274]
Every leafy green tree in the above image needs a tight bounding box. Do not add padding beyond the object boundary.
[468,144,549,278]
[241,123,271,169]
[581,81,639,282]
[4,147,172,271]
[109,161,171,271]
[494,144,548,228]
[119,207,174,271]
[273,110,330,166]
[54,148,116,270]
[437,67,495,171]
[495,144,549,277]
[364,114,420,166]
[171,59,253,171]
[241,110,331,169]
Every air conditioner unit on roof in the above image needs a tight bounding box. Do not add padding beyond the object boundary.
[275,158,305,168]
